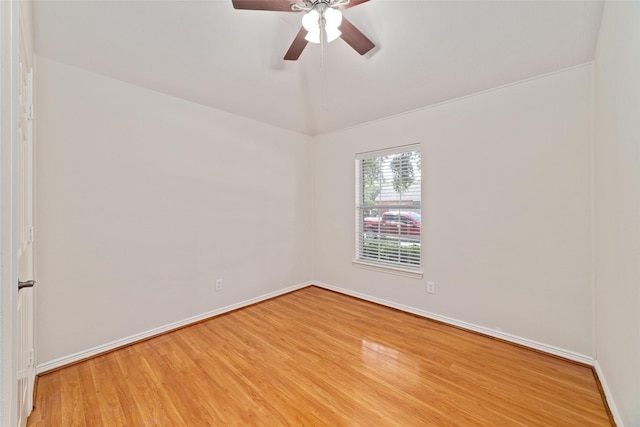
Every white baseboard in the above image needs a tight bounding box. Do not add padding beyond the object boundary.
[593,360,624,427]
[36,281,313,374]
[312,281,595,365]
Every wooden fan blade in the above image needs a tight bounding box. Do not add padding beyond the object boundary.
[341,0,369,9]
[284,27,308,60]
[339,17,375,55]
[232,0,297,11]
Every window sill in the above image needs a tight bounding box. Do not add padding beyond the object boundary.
[352,260,423,279]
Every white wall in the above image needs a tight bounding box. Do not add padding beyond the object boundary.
[314,65,594,358]
[35,57,313,366]
[594,2,640,426]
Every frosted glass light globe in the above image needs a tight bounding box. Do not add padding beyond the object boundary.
[324,8,343,29]
[302,9,321,44]
[325,26,342,43]
[302,9,320,32]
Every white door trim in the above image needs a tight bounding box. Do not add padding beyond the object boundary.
[1,1,24,425]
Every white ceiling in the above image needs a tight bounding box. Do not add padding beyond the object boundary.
[32,0,604,135]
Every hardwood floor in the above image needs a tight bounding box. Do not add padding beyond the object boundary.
[28,286,612,426]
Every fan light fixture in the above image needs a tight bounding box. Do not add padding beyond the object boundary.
[302,7,343,44]
[232,0,375,61]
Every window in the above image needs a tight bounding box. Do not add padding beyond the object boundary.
[355,145,422,276]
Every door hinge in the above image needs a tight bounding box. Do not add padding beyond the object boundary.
[28,226,34,244]
[26,104,33,121]
[28,349,34,367]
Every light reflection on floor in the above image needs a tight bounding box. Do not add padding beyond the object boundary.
[360,339,421,384]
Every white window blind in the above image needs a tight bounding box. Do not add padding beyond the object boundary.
[355,145,421,271]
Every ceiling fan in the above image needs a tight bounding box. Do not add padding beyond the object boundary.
[232,0,375,60]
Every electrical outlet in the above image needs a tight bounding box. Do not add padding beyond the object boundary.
[215,279,223,291]
[427,281,436,294]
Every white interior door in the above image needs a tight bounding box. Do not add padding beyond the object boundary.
[16,4,35,426]
[1,1,34,425]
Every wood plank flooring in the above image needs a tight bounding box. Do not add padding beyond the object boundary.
[28,286,612,426]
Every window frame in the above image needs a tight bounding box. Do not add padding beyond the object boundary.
[353,144,423,279]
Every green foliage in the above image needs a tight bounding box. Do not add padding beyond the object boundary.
[361,157,384,206]
[390,152,415,196]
